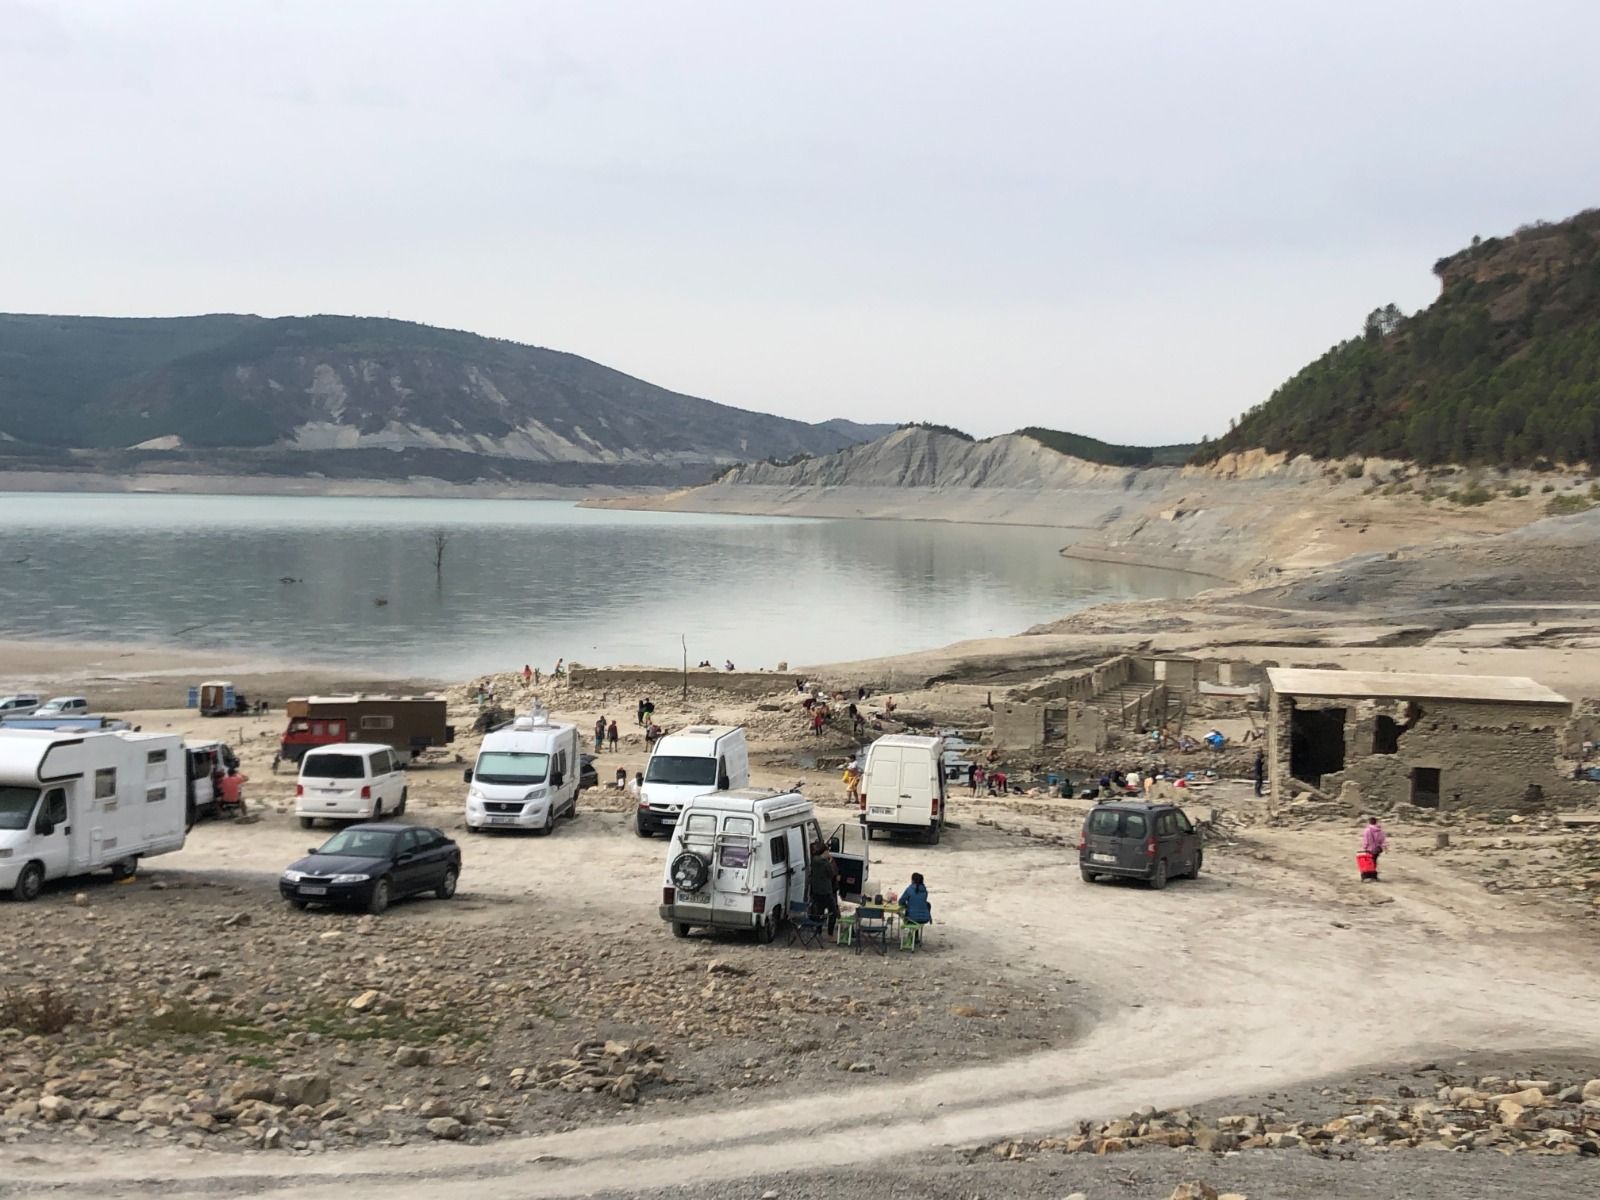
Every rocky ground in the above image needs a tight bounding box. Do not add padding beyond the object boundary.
[0,874,1066,1155]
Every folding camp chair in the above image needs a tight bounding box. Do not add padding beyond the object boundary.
[854,905,889,955]
[786,900,826,948]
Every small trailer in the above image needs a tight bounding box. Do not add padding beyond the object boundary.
[0,728,188,900]
[278,695,454,766]
[187,681,245,717]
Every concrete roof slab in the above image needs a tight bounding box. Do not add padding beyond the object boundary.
[1265,668,1570,706]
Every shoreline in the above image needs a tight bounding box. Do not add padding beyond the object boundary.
[0,471,667,500]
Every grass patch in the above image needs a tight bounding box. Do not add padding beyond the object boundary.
[1545,492,1599,516]
[144,1003,276,1045]
[0,985,80,1034]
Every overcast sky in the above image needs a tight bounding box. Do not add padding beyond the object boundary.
[4,1,1598,442]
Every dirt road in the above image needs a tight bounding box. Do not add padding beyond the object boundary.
[7,762,1599,1199]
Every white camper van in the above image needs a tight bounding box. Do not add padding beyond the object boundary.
[464,711,580,835]
[295,743,407,828]
[861,734,949,843]
[0,729,187,901]
[636,724,749,837]
[658,788,870,941]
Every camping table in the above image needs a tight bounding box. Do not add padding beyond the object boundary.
[840,901,904,947]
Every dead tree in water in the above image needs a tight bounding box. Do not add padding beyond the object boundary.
[432,529,449,580]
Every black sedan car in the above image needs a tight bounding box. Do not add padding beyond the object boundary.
[280,823,461,914]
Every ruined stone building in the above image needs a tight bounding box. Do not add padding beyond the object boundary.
[1265,669,1574,812]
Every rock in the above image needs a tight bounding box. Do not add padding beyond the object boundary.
[417,1098,452,1118]
[276,1073,331,1108]
[37,1095,77,1122]
[427,1116,465,1140]
[72,893,90,907]
[1064,1194,1088,1200]
[1170,1184,1219,1200]
[705,958,749,977]
[1192,1126,1239,1153]
[847,1062,873,1073]
[392,1046,431,1067]
[221,1073,278,1106]
[1583,1079,1600,1102]
[347,990,380,1013]
[221,912,251,928]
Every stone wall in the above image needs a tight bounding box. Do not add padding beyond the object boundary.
[567,666,800,697]
[1269,689,1575,812]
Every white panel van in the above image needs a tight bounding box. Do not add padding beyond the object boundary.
[861,734,948,843]
[635,725,749,837]
[463,711,580,835]
[295,743,407,829]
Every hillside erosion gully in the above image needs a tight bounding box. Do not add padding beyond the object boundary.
[7,779,1598,1200]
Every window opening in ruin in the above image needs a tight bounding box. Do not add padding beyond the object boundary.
[1411,767,1441,808]
[1289,705,1346,785]
[1373,702,1423,755]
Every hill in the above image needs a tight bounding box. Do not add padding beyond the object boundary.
[0,313,876,483]
[1197,208,1600,467]
[1017,427,1195,467]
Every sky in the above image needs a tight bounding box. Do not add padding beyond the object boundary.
[3,1,1599,443]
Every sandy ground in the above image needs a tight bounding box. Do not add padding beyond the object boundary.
[4,691,1600,1199]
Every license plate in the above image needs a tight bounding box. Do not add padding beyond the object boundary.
[679,890,707,903]
[486,814,516,824]
[1092,853,1115,863]
[300,886,327,896]
[869,807,894,815]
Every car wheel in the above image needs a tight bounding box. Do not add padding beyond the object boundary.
[634,818,652,838]
[436,867,459,900]
[466,824,482,835]
[12,862,44,903]
[394,789,407,817]
[299,817,316,830]
[1080,867,1097,883]
[927,820,942,845]
[672,922,691,939]
[1150,859,1169,890]
[287,897,309,910]
[111,856,139,882]
[535,807,554,837]
[1190,849,1204,879]
[367,878,391,915]
[760,913,778,943]
[568,793,578,819]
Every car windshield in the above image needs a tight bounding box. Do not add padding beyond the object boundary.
[475,751,549,785]
[0,786,40,831]
[315,829,399,858]
[302,753,365,780]
[645,755,717,786]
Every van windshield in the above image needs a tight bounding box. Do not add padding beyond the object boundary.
[0,786,39,830]
[301,753,365,780]
[645,755,717,787]
[475,752,550,785]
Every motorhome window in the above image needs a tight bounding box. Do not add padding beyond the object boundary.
[146,749,167,766]
[146,786,166,804]
[644,756,717,787]
[289,719,310,733]
[302,753,365,780]
[94,768,116,800]
[44,791,67,825]
[724,817,754,836]
[1123,812,1148,838]
[770,836,788,864]
[370,752,391,775]
[1087,809,1120,837]
[0,786,40,831]
[474,752,550,785]
[684,813,717,835]
[360,715,396,730]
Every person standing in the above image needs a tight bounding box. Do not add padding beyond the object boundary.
[607,719,619,751]
[811,707,825,737]
[1361,816,1388,875]
[842,763,861,806]
[967,762,979,796]
[1253,749,1266,797]
[809,842,840,938]
[594,716,607,754]
[522,664,532,684]
[637,698,647,726]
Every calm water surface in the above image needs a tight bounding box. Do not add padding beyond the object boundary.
[0,494,1203,677]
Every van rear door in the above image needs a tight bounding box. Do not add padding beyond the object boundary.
[711,814,757,925]
[864,744,903,826]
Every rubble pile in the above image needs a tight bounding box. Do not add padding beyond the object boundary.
[970,1076,1600,1163]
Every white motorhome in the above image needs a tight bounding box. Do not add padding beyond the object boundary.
[658,788,869,941]
[636,724,749,838]
[0,729,187,901]
[464,711,580,835]
[861,734,949,843]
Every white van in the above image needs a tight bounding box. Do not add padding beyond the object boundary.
[463,711,580,835]
[0,729,187,901]
[295,742,407,829]
[861,734,949,843]
[636,724,750,838]
[658,789,869,941]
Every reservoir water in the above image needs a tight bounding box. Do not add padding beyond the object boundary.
[0,493,1204,678]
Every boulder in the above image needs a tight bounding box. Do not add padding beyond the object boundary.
[276,1073,331,1108]
[221,1074,277,1106]
[1170,1184,1219,1200]
[427,1116,464,1140]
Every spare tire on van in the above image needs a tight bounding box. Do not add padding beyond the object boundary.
[670,852,709,892]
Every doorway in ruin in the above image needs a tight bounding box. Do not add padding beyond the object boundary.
[1289,705,1346,786]
[1410,767,1441,808]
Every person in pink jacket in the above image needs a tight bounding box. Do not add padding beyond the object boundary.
[1361,816,1388,863]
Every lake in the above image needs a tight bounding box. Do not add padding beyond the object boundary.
[0,493,1203,678]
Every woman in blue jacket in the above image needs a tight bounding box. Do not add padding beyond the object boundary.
[901,872,932,925]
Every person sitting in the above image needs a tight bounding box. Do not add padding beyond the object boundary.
[901,872,932,924]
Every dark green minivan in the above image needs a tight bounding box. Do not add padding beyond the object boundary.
[1078,801,1202,889]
